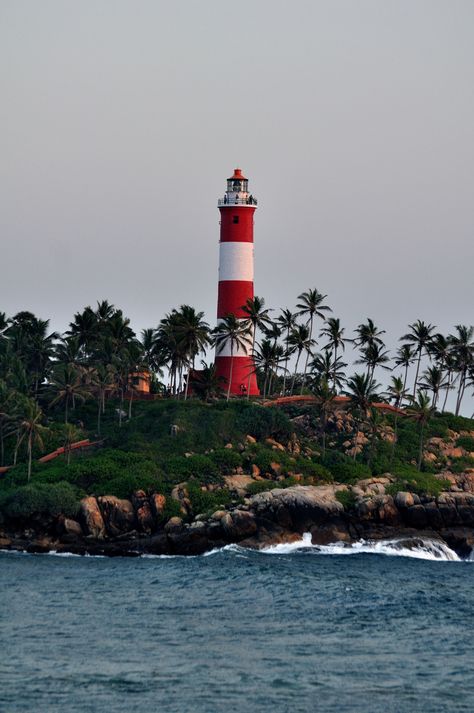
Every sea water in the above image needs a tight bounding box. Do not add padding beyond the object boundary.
[1,539,473,713]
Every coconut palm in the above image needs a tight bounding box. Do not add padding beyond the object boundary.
[320,317,347,390]
[288,324,315,395]
[89,364,116,435]
[356,342,391,380]
[241,296,272,399]
[450,325,474,415]
[385,375,409,462]
[406,391,434,470]
[212,314,252,401]
[419,366,448,411]
[353,318,386,349]
[296,289,332,391]
[276,308,297,395]
[189,360,225,402]
[310,350,347,392]
[310,376,337,457]
[394,344,416,394]
[400,320,436,397]
[343,373,381,460]
[16,399,49,481]
[172,306,211,399]
[49,364,91,423]
[253,339,285,398]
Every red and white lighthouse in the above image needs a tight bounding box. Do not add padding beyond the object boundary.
[215,168,260,396]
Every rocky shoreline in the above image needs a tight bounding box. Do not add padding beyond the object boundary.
[2,473,474,559]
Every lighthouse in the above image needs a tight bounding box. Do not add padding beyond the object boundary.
[215,168,260,396]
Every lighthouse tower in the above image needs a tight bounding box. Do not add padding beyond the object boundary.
[215,168,260,396]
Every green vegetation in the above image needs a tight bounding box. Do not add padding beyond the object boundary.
[335,489,357,510]
[0,297,472,526]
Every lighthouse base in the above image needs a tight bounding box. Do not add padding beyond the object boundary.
[215,356,260,397]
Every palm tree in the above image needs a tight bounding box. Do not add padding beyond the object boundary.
[394,344,416,394]
[212,314,252,401]
[62,423,82,466]
[89,364,116,435]
[419,366,448,411]
[241,296,272,399]
[16,399,49,481]
[450,325,474,415]
[67,306,98,359]
[253,339,284,398]
[400,320,436,397]
[189,360,225,401]
[406,391,434,471]
[310,376,336,457]
[172,306,211,399]
[288,324,315,395]
[310,350,347,392]
[356,342,391,380]
[320,317,347,390]
[344,373,381,460]
[353,318,386,349]
[276,308,297,395]
[49,365,90,423]
[0,379,18,466]
[385,375,409,461]
[296,289,331,392]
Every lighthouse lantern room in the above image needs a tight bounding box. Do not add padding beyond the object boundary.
[215,169,260,397]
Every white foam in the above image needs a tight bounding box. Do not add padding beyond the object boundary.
[258,534,462,561]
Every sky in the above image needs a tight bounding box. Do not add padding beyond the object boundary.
[1,1,473,407]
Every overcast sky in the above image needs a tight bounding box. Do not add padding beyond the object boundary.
[1,1,473,405]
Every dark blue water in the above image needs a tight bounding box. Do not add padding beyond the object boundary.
[1,543,473,713]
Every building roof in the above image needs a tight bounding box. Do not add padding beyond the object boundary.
[228,168,247,180]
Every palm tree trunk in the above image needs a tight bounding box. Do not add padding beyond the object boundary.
[291,350,302,395]
[442,370,452,413]
[455,370,466,416]
[227,345,234,402]
[282,328,290,395]
[300,315,313,394]
[413,348,422,397]
[27,433,32,482]
[247,329,256,400]
[65,395,69,424]
[333,345,338,392]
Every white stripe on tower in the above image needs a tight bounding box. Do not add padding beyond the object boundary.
[218,243,254,282]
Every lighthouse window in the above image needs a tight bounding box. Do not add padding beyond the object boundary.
[232,215,239,224]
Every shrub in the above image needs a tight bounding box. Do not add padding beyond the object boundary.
[456,436,474,452]
[335,489,357,510]
[162,454,220,483]
[390,465,450,497]
[96,473,163,499]
[209,448,243,473]
[0,482,79,522]
[246,478,297,496]
[235,404,293,441]
[449,456,474,474]
[186,482,234,516]
[329,461,371,484]
[294,457,333,482]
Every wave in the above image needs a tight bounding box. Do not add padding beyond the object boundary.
[259,533,462,561]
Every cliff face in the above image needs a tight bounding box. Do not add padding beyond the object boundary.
[1,474,474,558]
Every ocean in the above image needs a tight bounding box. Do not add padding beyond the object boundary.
[1,538,473,713]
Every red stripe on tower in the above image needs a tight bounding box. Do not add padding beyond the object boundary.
[215,169,260,396]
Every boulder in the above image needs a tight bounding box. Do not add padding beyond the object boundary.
[221,510,257,540]
[151,493,167,518]
[80,497,106,539]
[132,490,154,533]
[245,435,257,445]
[264,438,285,451]
[394,491,416,509]
[224,474,254,497]
[60,517,83,538]
[164,516,184,533]
[251,485,343,532]
[167,524,209,555]
[310,521,351,545]
[97,496,136,537]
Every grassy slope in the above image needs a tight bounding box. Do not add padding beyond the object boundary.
[1,399,473,523]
